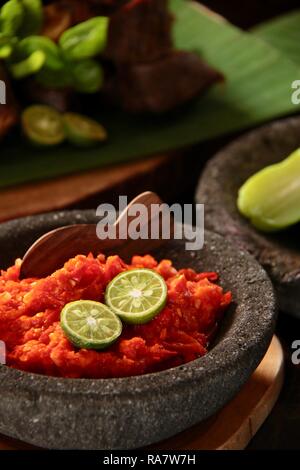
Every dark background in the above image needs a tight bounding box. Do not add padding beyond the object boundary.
[203,0,299,28]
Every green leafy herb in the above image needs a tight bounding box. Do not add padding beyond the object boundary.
[71,59,104,93]
[59,17,109,61]
[0,0,24,35]
[18,0,42,36]
[0,33,17,58]
[35,65,72,88]
[9,49,45,78]
[0,44,13,58]
[16,36,64,70]
[0,0,107,93]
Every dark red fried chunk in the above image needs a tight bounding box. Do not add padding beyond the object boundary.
[105,0,173,64]
[117,50,224,113]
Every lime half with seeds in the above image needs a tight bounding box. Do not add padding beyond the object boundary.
[22,105,65,146]
[60,300,122,350]
[63,112,107,147]
[105,269,167,325]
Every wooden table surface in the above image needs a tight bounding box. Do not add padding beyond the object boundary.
[0,153,184,222]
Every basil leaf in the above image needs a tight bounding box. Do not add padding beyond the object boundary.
[9,49,45,78]
[71,59,104,93]
[19,0,42,36]
[16,36,64,70]
[0,0,24,35]
[59,17,109,61]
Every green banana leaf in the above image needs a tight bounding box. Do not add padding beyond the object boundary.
[252,10,300,65]
[1,0,300,189]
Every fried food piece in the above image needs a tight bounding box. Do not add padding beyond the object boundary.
[103,0,223,112]
[105,0,173,64]
[116,51,224,113]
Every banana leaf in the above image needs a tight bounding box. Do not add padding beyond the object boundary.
[252,10,300,65]
[1,0,300,189]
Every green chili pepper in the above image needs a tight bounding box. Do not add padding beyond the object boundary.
[238,148,300,232]
[10,49,45,78]
[0,0,24,35]
[18,0,42,37]
[36,58,104,92]
[59,17,109,61]
[71,59,104,93]
[0,33,17,46]
[16,36,64,71]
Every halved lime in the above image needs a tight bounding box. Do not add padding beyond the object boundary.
[105,269,167,325]
[22,105,65,146]
[63,112,107,147]
[60,300,122,350]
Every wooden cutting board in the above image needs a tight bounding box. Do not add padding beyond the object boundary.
[156,335,284,450]
[0,336,284,450]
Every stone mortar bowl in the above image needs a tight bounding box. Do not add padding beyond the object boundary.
[196,116,300,318]
[0,210,276,449]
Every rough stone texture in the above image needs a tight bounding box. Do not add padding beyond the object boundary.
[0,211,276,449]
[196,116,300,318]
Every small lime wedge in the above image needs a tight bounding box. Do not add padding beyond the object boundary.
[105,269,167,325]
[22,105,65,146]
[63,112,107,147]
[60,300,122,350]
